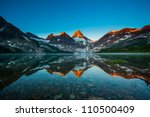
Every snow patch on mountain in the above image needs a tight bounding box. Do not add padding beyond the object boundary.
[30,37,49,43]
[0,26,6,32]
[73,37,86,42]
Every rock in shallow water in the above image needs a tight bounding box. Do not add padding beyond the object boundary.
[80,91,86,95]
[54,94,62,100]
[70,94,75,99]
[88,96,104,100]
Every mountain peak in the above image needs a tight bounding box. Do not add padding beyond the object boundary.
[46,33,54,40]
[108,30,119,35]
[72,30,84,38]
[0,16,6,22]
[59,32,71,38]
[119,28,139,33]
[108,28,140,35]
[59,32,69,36]
[46,32,72,40]
[72,68,86,78]
[0,16,7,26]
[141,25,150,31]
[60,32,66,35]
[51,32,70,37]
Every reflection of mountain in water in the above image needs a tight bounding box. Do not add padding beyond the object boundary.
[0,54,150,90]
[96,55,150,83]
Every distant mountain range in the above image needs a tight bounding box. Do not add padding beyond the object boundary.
[46,30,93,52]
[0,16,150,53]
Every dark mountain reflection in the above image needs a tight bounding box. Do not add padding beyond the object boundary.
[0,54,150,99]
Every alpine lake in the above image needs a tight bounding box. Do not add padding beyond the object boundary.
[0,53,150,100]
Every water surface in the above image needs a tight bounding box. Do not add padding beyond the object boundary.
[0,53,150,100]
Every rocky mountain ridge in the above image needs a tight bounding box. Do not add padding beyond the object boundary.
[0,16,150,53]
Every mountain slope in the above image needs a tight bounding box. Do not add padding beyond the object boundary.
[46,32,76,52]
[0,16,65,53]
[94,25,150,52]
[72,30,93,43]
[46,32,75,44]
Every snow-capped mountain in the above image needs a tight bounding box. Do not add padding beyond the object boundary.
[93,25,150,52]
[72,30,93,44]
[46,32,75,44]
[46,30,94,52]
[72,30,94,52]
[1,16,149,53]
[0,16,65,53]
[46,32,76,52]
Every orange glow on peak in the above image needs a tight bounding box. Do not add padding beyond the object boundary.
[72,68,86,78]
[108,30,119,35]
[72,30,84,38]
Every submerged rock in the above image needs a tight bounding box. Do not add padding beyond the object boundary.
[69,94,75,99]
[54,94,62,100]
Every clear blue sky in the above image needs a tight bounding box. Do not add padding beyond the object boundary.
[0,0,150,40]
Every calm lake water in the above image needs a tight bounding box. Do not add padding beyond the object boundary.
[0,53,150,100]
